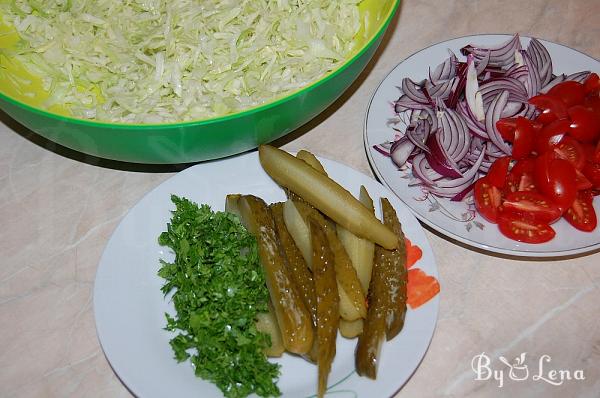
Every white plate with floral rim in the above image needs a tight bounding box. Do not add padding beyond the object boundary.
[364,34,600,257]
[94,150,439,398]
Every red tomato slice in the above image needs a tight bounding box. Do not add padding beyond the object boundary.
[497,212,556,243]
[583,161,600,188]
[534,152,578,209]
[504,158,538,194]
[547,81,586,107]
[535,118,570,154]
[575,168,593,191]
[496,117,543,142]
[474,177,503,223]
[583,72,600,95]
[584,95,600,116]
[486,156,511,188]
[407,268,440,309]
[511,117,536,159]
[568,105,600,143]
[529,94,568,125]
[501,191,562,224]
[563,190,598,232]
[496,118,517,142]
[552,136,586,170]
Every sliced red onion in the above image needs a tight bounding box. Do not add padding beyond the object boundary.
[372,142,392,157]
[457,99,488,138]
[411,153,438,185]
[517,103,538,119]
[540,73,566,93]
[504,64,530,82]
[430,51,458,82]
[501,101,524,118]
[479,77,528,105]
[566,71,591,83]
[437,105,471,162]
[390,137,415,168]
[520,49,542,97]
[527,37,553,86]
[446,62,468,109]
[465,54,485,121]
[405,120,431,152]
[425,131,463,178]
[430,146,485,189]
[461,34,522,67]
[395,95,435,112]
[451,181,476,201]
[402,78,434,106]
[475,51,491,75]
[484,90,512,154]
[425,77,456,99]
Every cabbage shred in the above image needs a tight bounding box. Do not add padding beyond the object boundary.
[1,0,362,123]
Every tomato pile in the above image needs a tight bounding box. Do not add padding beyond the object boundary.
[474,73,600,243]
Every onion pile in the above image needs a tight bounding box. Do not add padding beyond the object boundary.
[375,34,591,200]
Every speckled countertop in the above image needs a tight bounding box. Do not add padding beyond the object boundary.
[2,1,600,397]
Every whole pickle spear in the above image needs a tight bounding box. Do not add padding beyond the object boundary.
[293,200,367,320]
[236,195,314,355]
[355,256,386,379]
[258,145,398,250]
[356,197,407,378]
[270,202,317,325]
[309,218,339,398]
[380,197,408,340]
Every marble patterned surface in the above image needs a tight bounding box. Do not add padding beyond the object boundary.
[1,0,600,397]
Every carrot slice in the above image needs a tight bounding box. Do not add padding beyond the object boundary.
[407,268,440,309]
[404,238,423,269]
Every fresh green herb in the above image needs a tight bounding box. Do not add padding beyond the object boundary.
[158,195,281,398]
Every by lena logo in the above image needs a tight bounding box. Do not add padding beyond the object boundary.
[471,352,585,388]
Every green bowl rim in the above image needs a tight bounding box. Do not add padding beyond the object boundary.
[0,0,400,130]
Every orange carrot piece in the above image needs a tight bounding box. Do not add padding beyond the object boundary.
[406,268,440,309]
[404,238,423,269]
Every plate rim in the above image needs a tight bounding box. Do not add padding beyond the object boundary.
[363,33,600,258]
[93,150,440,398]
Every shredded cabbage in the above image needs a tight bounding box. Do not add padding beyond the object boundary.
[1,0,362,123]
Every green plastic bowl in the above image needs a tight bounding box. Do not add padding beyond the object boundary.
[0,1,400,164]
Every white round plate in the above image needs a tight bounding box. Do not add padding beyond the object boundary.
[94,151,439,398]
[364,34,600,257]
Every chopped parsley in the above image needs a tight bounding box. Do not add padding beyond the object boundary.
[158,195,281,398]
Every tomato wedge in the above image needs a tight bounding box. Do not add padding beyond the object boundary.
[407,268,440,309]
[575,169,593,191]
[568,105,600,143]
[504,158,537,194]
[584,95,600,116]
[563,190,598,232]
[583,161,600,188]
[501,191,562,224]
[474,177,503,223]
[552,136,586,170]
[535,118,570,154]
[497,212,556,243]
[496,118,518,142]
[496,117,543,143]
[547,81,586,107]
[534,152,578,209]
[486,156,511,188]
[510,117,536,159]
[529,94,568,124]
